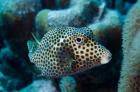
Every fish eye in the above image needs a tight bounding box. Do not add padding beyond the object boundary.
[76,37,83,44]
[76,37,81,42]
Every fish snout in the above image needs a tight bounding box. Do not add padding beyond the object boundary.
[100,50,112,64]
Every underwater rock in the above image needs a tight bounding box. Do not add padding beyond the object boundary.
[0,71,29,91]
[115,0,137,14]
[0,45,34,91]
[0,0,42,41]
[0,0,42,74]
[115,0,125,14]
[35,0,104,33]
[0,72,6,92]
[0,46,14,61]
[104,0,137,14]
[104,0,115,9]
[35,9,50,37]
[0,0,42,90]
[42,0,70,9]
[0,51,34,91]
[88,9,122,33]
[0,0,41,18]
[20,79,57,92]
[59,76,77,92]
[0,46,16,76]
[118,0,140,92]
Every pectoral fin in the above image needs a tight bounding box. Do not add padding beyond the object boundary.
[65,57,75,71]
[27,40,38,58]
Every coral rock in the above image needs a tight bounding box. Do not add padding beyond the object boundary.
[59,76,77,92]
[35,0,103,33]
[20,79,57,92]
[118,0,140,92]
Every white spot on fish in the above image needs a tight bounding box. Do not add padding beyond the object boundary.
[59,38,64,43]
[101,52,112,64]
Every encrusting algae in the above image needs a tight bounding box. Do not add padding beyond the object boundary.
[27,27,112,78]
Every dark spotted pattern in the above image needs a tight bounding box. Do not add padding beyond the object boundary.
[28,27,112,77]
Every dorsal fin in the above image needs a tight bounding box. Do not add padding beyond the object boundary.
[31,32,40,45]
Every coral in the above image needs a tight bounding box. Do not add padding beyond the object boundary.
[118,0,140,92]
[35,9,50,37]
[115,0,124,13]
[0,46,34,91]
[88,9,121,33]
[0,0,42,91]
[104,0,137,14]
[0,70,31,91]
[35,0,103,32]
[0,72,6,92]
[20,79,57,92]
[0,0,42,70]
[0,0,42,63]
[0,0,41,16]
[0,0,42,41]
[42,0,70,9]
[59,76,77,92]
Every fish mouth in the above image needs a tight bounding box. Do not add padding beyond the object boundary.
[100,51,112,64]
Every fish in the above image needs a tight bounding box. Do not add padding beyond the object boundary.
[27,27,112,78]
